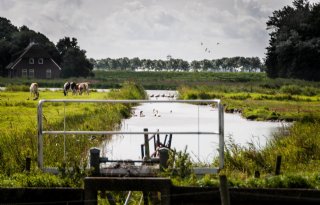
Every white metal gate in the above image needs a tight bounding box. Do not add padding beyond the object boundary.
[37,99,224,173]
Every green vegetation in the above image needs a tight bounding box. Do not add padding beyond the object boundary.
[0,81,146,187]
[176,81,320,189]
[0,70,268,90]
[1,72,320,190]
[178,80,320,121]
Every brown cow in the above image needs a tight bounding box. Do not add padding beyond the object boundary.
[76,82,89,95]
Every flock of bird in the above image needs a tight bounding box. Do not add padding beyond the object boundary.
[149,93,175,98]
[201,41,220,55]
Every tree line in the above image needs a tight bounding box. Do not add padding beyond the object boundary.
[0,17,93,78]
[265,0,320,81]
[92,56,264,72]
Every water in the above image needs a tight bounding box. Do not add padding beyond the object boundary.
[102,90,286,163]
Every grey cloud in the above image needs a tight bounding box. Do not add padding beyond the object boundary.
[0,0,301,60]
[0,0,14,10]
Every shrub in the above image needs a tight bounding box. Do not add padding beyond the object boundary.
[280,85,302,95]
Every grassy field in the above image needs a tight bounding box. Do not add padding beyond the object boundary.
[0,71,269,89]
[0,82,146,187]
[2,72,320,189]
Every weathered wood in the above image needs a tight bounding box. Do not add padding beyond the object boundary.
[141,144,145,159]
[90,148,100,176]
[159,148,169,171]
[275,155,282,175]
[219,175,230,205]
[84,177,171,205]
[144,128,150,160]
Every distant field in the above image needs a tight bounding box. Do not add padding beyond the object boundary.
[0,71,268,89]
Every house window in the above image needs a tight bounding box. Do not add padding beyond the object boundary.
[29,69,34,78]
[22,69,27,77]
[46,69,51,78]
[29,58,34,64]
[38,58,43,64]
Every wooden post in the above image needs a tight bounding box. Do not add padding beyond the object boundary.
[153,134,157,151]
[90,148,100,176]
[167,134,172,148]
[25,157,31,172]
[143,191,149,205]
[164,134,168,146]
[144,128,150,160]
[156,132,160,146]
[159,148,169,171]
[141,144,145,159]
[254,170,260,178]
[275,155,282,175]
[219,175,230,205]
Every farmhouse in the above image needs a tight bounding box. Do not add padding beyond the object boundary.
[6,42,61,79]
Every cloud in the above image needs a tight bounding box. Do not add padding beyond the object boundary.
[0,0,308,61]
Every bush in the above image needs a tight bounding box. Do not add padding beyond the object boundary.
[280,85,302,95]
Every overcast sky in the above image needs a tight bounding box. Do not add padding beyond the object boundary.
[1,0,318,61]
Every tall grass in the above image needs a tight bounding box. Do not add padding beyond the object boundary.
[215,120,320,188]
[0,82,146,178]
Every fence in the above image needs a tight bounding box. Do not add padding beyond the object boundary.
[37,99,224,173]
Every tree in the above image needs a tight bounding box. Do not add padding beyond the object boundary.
[265,0,320,81]
[0,40,12,76]
[0,17,18,41]
[57,37,93,78]
[61,47,93,78]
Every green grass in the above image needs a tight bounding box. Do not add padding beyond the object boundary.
[0,82,146,179]
[2,72,320,189]
[178,85,320,121]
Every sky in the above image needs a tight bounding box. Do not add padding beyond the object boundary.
[1,0,319,61]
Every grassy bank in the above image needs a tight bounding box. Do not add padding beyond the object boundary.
[0,82,146,187]
[178,84,320,121]
[174,83,320,189]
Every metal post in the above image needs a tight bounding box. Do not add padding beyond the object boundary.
[63,102,66,161]
[37,100,44,169]
[219,103,225,170]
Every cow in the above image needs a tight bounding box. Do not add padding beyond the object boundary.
[63,82,77,96]
[30,83,39,100]
[63,82,70,96]
[70,82,77,95]
[77,82,89,95]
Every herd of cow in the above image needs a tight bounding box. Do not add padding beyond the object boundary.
[29,82,90,100]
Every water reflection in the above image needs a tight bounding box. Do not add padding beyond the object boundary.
[103,91,286,162]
